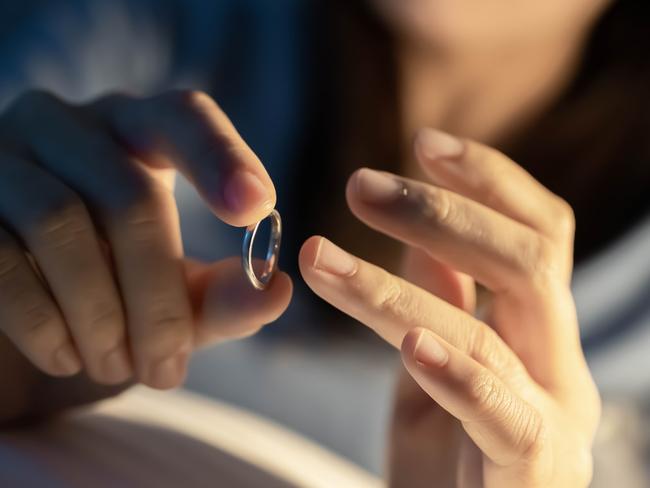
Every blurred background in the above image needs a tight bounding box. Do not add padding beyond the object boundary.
[1,0,649,485]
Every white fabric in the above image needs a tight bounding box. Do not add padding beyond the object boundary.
[0,386,383,488]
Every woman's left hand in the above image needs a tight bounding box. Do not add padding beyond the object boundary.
[299,129,601,487]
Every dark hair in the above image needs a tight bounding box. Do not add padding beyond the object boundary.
[288,0,401,275]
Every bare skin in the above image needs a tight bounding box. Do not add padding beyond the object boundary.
[307,2,612,485]
[0,90,293,425]
[378,0,614,159]
[0,2,613,485]
[299,129,601,486]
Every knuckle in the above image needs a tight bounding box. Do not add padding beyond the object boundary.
[102,171,155,215]
[164,89,232,154]
[468,327,505,373]
[138,306,192,358]
[119,188,168,242]
[372,274,411,317]
[573,446,595,487]
[515,234,560,285]
[483,175,510,210]
[467,371,509,419]
[0,245,21,282]
[517,411,547,462]
[417,187,476,238]
[1,281,41,318]
[551,197,576,237]
[30,195,91,249]
[20,302,66,346]
[419,187,455,229]
[167,89,215,114]
[468,326,529,386]
[158,89,240,166]
[84,301,125,344]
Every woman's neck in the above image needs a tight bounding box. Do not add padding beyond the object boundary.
[398,34,589,157]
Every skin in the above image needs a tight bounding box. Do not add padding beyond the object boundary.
[372,0,613,146]
[371,0,611,51]
[0,90,292,424]
[299,129,601,486]
[286,1,611,483]
[0,1,608,485]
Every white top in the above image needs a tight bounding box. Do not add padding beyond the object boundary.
[0,386,382,488]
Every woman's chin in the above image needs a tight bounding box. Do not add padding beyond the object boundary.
[369,0,478,51]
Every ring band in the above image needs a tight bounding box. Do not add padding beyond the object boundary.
[242,209,282,291]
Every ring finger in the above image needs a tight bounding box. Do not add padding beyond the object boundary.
[0,152,130,384]
[0,227,81,377]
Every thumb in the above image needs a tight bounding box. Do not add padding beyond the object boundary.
[184,257,293,347]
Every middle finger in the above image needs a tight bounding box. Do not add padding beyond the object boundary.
[346,168,559,296]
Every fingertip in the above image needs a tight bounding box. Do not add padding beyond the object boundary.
[210,187,276,228]
[345,168,364,199]
[197,155,277,227]
[141,352,189,390]
[400,327,427,364]
[298,235,325,274]
[265,270,293,321]
[401,327,449,370]
[344,168,367,217]
[413,127,431,164]
[196,257,293,343]
[93,345,133,386]
[225,168,275,216]
[414,128,465,165]
[52,343,84,377]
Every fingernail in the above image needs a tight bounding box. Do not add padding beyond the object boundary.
[223,170,273,215]
[102,346,132,384]
[413,330,449,367]
[54,344,82,376]
[313,237,358,277]
[355,168,404,204]
[417,129,465,161]
[149,353,187,389]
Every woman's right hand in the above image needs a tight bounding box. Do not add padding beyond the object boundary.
[0,90,292,390]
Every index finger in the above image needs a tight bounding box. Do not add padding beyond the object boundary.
[92,90,276,227]
[299,236,527,384]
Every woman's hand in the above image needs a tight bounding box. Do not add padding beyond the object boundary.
[0,90,292,395]
[299,129,600,487]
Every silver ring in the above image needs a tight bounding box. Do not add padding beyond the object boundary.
[242,209,282,291]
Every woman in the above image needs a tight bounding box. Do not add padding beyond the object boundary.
[0,0,648,486]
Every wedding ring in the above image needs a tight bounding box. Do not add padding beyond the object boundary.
[242,209,282,291]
